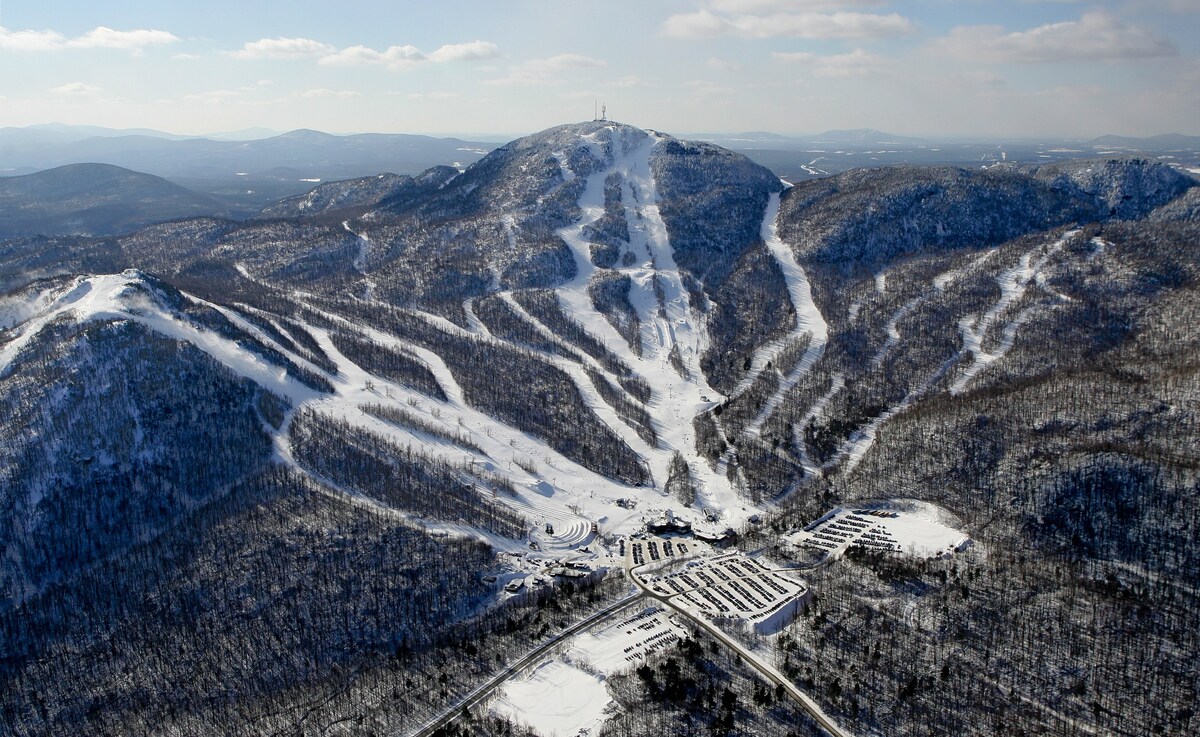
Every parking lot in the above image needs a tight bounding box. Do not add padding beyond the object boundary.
[641,552,809,633]
[570,606,686,671]
[624,536,689,569]
[797,508,902,554]
[790,505,969,558]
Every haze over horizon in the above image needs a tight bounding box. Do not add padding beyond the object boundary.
[0,0,1197,140]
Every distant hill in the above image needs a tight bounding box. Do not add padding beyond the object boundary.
[0,163,226,239]
[1089,133,1200,149]
[256,166,459,219]
[809,128,924,145]
[0,125,497,213]
[0,126,495,181]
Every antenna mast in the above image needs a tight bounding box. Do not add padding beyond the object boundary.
[601,103,607,121]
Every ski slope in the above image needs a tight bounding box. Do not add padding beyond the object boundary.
[549,126,750,517]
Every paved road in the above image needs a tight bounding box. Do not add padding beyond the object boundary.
[629,567,853,737]
[408,592,645,737]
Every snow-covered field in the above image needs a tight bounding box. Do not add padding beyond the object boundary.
[490,659,610,737]
[490,606,686,736]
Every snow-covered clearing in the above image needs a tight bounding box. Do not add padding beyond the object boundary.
[490,660,610,736]
[491,606,685,736]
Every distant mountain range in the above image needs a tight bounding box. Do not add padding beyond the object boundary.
[695,128,924,148]
[1088,133,1200,149]
[0,124,497,213]
[0,163,227,239]
[0,126,494,180]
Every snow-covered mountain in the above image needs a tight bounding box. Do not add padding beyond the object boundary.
[1,120,1198,736]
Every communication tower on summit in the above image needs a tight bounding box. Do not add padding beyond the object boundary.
[593,101,608,121]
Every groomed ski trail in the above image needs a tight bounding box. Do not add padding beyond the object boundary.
[550,126,748,517]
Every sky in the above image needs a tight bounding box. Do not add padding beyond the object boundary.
[0,0,1197,139]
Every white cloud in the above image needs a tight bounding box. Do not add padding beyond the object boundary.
[685,80,738,103]
[0,27,66,51]
[771,51,817,63]
[51,82,100,94]
[810,48,882,76]
[297,88,361,98]
[65,27,178,53]
[710,0,887,10]
[428,40,500,62]
[931,11,1176,63]
[1,25,176,53]
[774,48,884,76]
[319,44,426,68]
[486,54,607,86]
[609,74,654,88]
[232,37,499,70]
[707,57,742,71]
[172,52,202,60]
[230,37,335,60]
[662,8,913,39]
[407,91,459,99]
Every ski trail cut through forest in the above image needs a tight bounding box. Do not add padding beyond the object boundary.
[950,230,1075,395]
[552,127,745,514]
[724,193,829,459]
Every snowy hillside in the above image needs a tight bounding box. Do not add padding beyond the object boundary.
[2,120,1199,737]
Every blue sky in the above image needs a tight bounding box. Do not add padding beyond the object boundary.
[0,0,1196,138]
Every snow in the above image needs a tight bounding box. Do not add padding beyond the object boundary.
[730,192,828,402]
[491,606,686,736]
[0,273,320,406]
[791,501,968,559]
[951,230,1075,395]
[727,192,830,445]
[490,660,610,737]
[791,373,844,475]
[571,607,685,671]
[546,126,752,520]
[640,551,810,635]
